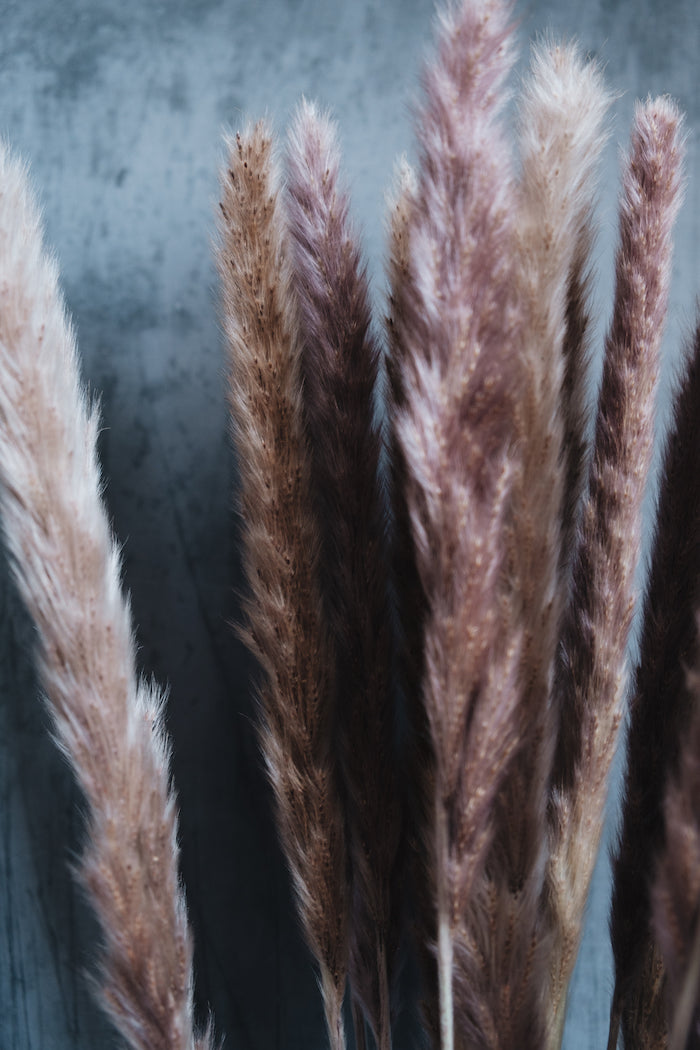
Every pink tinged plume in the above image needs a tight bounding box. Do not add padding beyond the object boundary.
[0,144,214,1050]
[548,97,685,1050]
[609,316,700,1050]
[285,100,400,1050]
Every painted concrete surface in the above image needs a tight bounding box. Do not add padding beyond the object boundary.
[0,1,699,1048]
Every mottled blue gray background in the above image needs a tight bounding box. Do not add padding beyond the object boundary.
[1,1,699,1048]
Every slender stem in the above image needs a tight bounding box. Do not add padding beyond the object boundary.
[353,1001,367,1050]
[436,804,454,1050]
[607,994,621,1050]
[320,962,347,1050]
[550,985,569,1050]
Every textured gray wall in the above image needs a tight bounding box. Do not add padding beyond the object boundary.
[1,1,699,1048]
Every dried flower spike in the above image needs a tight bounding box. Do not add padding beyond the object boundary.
[216,121,349,1050]
[0,143,213,1050]
[285,99,400,1050]
[393,1,527,1047]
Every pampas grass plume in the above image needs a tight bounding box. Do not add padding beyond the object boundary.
[548,97,685,1049]
[216,121,349,1050]
[477,39,612,1050]
[284,99,400,1050]
[0,144,212,1050]
[393,2,527,1047]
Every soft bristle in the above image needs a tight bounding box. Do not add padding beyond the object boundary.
[391,3,527,1049]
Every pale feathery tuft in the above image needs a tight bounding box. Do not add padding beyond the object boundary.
[610,318,700,1050]
[0,144,213,1050]
[216,121,348,1050]
[547,97,685,1050]
[480,40,612,1050]
[392,2,527,1049]
[285,100,400,1050]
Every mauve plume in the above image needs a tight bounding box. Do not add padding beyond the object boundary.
[480,40,611,1050]
[385,158,439,1043]
[284,100,400,1050]
[547,98,685,1049]
[652,620,700,1050]
[385,157,417,379]
[0,144,213,1050]
[393,2,526,1048]
[610,317,700,1050]
[216,122,348,1050]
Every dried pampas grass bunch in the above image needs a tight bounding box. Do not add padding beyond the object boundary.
[2,0,700,1048]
